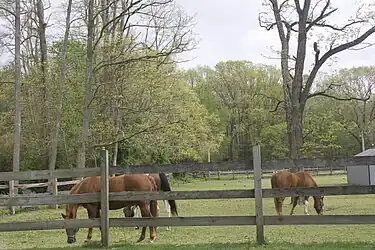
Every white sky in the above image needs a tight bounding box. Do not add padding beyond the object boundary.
[1,0,374,75]
[175,0,375,74]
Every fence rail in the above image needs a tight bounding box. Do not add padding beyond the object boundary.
[2,185,375,208]
[0,168,345,191]
[1,147,375,247]
[0,155,372,182]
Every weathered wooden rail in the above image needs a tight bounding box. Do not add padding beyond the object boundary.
[0,167,345,191]
[1,146,375,247]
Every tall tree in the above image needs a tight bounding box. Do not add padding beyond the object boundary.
[324,66,375,151]
[76,0,94,169]
[75,0,196,168]
[48,0,73,194]
[259,0,375,165]
[12,0,21,214]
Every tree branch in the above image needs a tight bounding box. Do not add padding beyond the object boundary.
[306,0,335,31]
[303,26,375,101]
[256,93,284,112]
[90,119,186,148]
[307,91,371,101]
[0,6,15,17]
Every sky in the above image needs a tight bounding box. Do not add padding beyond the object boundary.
[1,0,375,75]
[174,0,375,74]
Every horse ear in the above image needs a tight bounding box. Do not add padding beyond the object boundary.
[61,213,66,219]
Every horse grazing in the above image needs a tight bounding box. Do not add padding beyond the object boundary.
[123,173,178,230]
[270,170,324,216]
[61,174,159,244]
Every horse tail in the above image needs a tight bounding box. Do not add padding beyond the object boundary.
[159,173,178,216]
[145,175,160,218]
[147,175,158,192]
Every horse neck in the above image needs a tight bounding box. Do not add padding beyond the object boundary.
[306,173,318,187]
[306,174,319,198]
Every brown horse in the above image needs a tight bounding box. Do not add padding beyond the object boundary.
[270,170,324,216]
[123,173,178,230]
[61,174,159,244]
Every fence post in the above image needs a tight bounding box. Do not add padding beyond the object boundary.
[253,145,265,245]
[9,180,15,215]
[100,148,109,247]
[48,176,58,209]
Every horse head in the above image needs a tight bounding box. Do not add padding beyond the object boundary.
[61,204,80,244]
[313,196,324,215]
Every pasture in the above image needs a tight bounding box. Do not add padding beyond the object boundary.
[1,174,375,249]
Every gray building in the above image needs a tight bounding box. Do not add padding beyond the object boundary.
[347,148,375,185]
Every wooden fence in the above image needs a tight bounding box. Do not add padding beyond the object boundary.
[1,146,375,247]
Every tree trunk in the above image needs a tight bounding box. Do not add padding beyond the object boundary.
[36,0,51,164]
[48,0,73,204]
[112,112,123,170]
[11,0,22,215]
[76,0,94,169]
[227,113,235,160]
[285,98,305,171]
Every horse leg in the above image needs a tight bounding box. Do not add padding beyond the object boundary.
[134,206,140,230]
[85,207,97,242]
[164,200,171,231]
[154,202,160,230]
[298,195,304,206]
[303,196,310,215]
[274,197,284,216]
[137,204,156,243]
[290,195,299,215]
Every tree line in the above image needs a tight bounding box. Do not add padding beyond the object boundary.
[0,0,375,173]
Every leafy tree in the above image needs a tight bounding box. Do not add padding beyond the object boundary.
[259,0,375,166]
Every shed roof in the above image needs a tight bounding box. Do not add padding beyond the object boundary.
[355,148,375,157]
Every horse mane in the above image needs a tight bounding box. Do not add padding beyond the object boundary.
[65,178,86,217]
[70,177,86,194]
[303,172,318,187]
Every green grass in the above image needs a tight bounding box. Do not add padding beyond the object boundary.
[1,174,375,249]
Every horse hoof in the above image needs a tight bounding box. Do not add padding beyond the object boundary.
[166,227,171,231]
[137,237,145,243]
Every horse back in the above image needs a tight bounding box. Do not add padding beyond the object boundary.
[294,171,317,187]
[110,174,156,192]
[271,171,299,188]
[70,176,101,194]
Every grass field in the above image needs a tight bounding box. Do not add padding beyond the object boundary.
[1,174,375,250]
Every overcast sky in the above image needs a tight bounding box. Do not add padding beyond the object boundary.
[175,0,375,74]
[1,0,374,75]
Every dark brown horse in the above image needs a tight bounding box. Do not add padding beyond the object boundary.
[123,173,178,230]
[270,170,324,216]
[61,174,158,244]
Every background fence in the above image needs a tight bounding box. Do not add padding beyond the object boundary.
[1,146,375,246]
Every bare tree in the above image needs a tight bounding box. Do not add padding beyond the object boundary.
[11,0,21,215]
[48,0,73,198]
[76,0,94,169]
[75,0,196,168]
[259,0,375,165]
[36,0,51,144]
